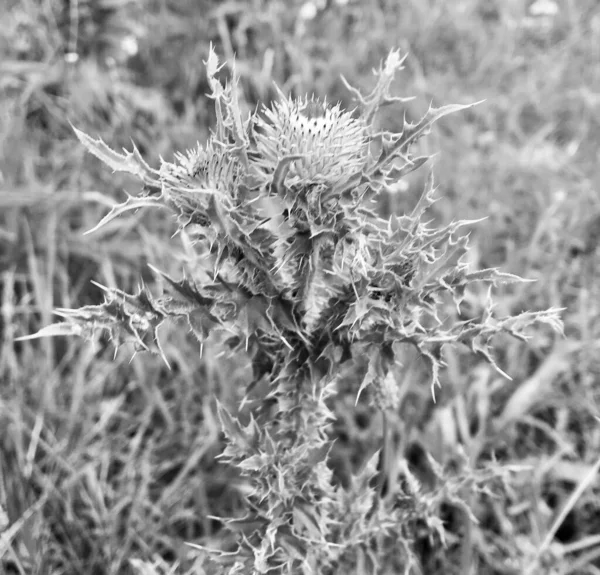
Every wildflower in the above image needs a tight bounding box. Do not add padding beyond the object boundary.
[21,48,564,574]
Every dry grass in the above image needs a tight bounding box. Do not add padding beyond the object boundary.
[1,0,600,573]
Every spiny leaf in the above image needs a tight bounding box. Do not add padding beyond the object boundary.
[14,322,83,341]
[419,344,445,401]
[236,296,276,341]
[72,126,156,181]
[343,49,413,127]
[204,45,225,100]
[501,307,565,337]
[278,532,308,562]
[464,268,526,284]
[222,514,269,535]
[414,234,470,290]
[471,337,512,381]
[83,194,166,235]
[388,155,430,180]
[148,264,214,307]
[355,349,380,405]
[400,101,484,149]
[186,307,220,344]
[338,296,373,331]
[377,101,484,171]
[293,502,323,540]
[216,401,251,452]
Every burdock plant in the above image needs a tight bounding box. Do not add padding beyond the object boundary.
[24,49,562,573]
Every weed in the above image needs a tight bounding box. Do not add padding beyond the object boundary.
[20,48,562,573]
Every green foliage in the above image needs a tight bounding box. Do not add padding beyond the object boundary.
[20,47,564,574]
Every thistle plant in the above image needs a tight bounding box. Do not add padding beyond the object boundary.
[23,49,562,573]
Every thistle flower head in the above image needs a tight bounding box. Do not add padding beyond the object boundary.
[158,137,243,233]
[254,94,367,185]
[163,138,242,197]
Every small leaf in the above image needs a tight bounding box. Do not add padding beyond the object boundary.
[187,308,220,344]
[389,155,430,180]
[204,45,225,98]
[293,502,322,540]
[378,101,483,170]
[83,194,166,235]
[148,265,214,307]
[278,532,308,562]
[224,514,268,535]
[464,268,526,284]
[14,322,83,341]
[355,349,380,405]
[216,401,251,451]
[73,126,156,181]
[237,454,266,473]
[401,101,483,150]
[471,337,511,381]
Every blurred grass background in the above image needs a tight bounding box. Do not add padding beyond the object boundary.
[1,0,600,573]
